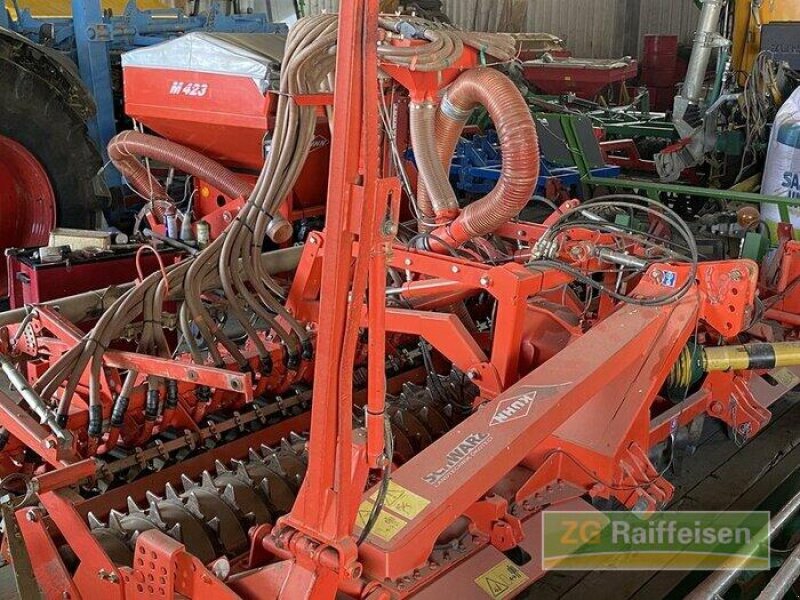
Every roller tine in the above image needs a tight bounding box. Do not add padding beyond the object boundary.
[266,454,286,476]
[108,510,125,532]
[164,483,180,502]
[87,512,104,530]
[260,444,276,458]
[181,474,196,492]
[259,478,271,500]
[289,432,305,445]
[148,503,167,529]
[248,448,262,463]
[127,496,143,514]
[145,491,162,507]
[280,438,295,455]
[214,460,229,475]
[201,471,217,490]
[206,517,220,533]
[166,523,182,541]
[185,492,203,518]
[222,484,238,510]
[235,461,253,485]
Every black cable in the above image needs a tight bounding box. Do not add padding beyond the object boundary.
[357,413,395,545]
[532,195,699,307]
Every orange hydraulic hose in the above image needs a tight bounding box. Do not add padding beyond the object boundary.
[414,68,540,251]
[108,131,291,242]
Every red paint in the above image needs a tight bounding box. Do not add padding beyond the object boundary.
[0,134,56,297]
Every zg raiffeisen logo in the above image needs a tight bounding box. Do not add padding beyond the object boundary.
[541,511,770,571]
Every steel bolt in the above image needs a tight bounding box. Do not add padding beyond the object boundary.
[730,270,742,281]
[98,569,119,584]
[382,220,398,237]
[479,276,490,287]
[44,439,56,449]
[404,258,412,266]
[451,265,460,273]
[25,509,37,522]
[309,236,317,245]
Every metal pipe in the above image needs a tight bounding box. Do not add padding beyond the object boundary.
[702,342,800,372]
[687,488,800,599]
[0,354,70,443]
[683,0,726,103]
[756,542,800,600]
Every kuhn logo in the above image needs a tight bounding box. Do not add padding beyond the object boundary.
[423,432,491,487]
[169,81,209,97]
[309,135,330,152]
[490,392,536,426]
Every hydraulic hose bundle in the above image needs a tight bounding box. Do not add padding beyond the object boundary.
[30,15,521,445]
[34,15,342,434]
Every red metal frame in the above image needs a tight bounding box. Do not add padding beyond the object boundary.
[4,5,800,599]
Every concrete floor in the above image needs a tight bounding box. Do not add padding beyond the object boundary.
[528,392,800,599]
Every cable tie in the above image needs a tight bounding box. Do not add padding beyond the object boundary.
[234,217,255,234]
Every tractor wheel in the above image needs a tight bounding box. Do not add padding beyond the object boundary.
[0,56,102,295]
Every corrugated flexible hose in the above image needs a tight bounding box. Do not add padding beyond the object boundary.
[412,68,540,250]
[108,131,292,243]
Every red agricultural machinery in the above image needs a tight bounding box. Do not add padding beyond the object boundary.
[3,3,800,599]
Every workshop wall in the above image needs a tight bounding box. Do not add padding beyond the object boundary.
[304,0,701,60]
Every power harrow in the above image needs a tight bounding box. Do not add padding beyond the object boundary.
[2,3,800,599]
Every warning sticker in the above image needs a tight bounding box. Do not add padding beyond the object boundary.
[356,500,408,542]
[370,481,430,520]
[474,559,529,600]
[771,367,800,390]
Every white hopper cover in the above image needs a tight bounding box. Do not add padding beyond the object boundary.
[121,32,287,80]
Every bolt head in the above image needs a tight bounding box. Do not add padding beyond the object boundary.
[25,509,37,522]
[479,276,490,287]
[404,258,412,267]
[382,220,398,237]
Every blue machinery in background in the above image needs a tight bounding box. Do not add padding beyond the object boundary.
[451,132,620,198]
[1,1,289,187]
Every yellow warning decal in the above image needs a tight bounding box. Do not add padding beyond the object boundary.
[475,559,529,600]
[370,481,430,520]
[356,500,408,542]
[771,368,800,389]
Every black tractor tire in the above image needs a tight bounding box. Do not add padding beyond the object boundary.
[402,0,450,23]
[0,55,102,230]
